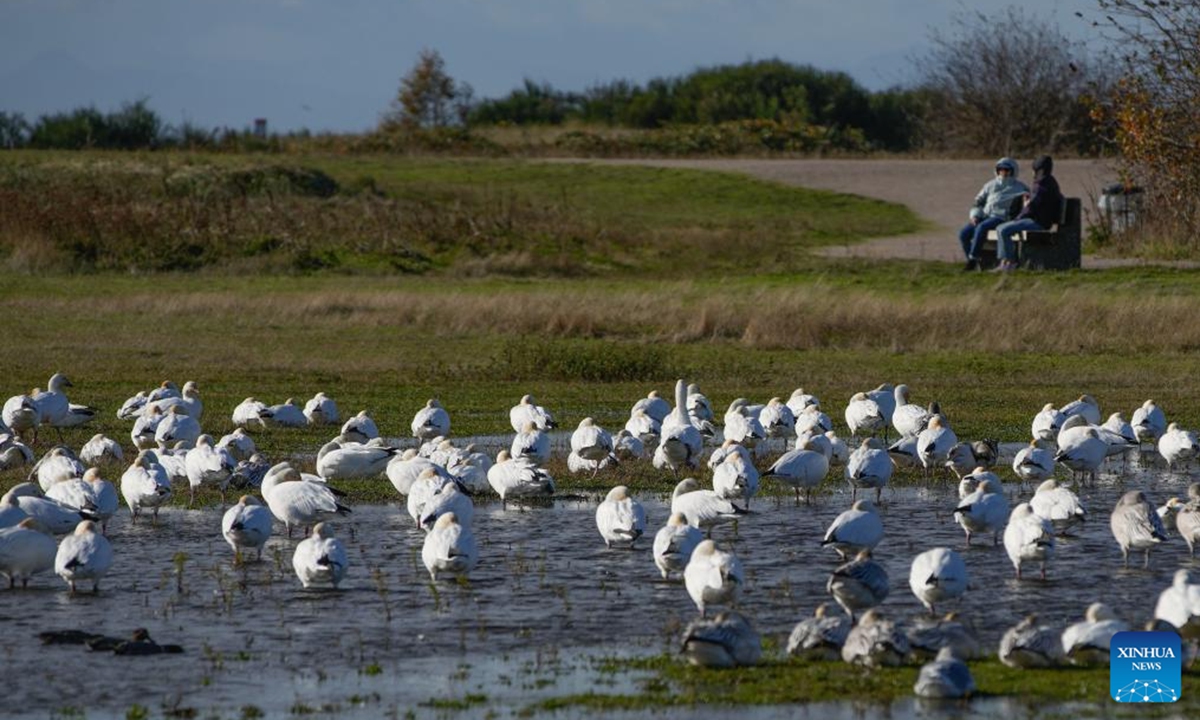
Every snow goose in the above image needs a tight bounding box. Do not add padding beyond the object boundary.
[446,445,492,495]
[796,429,833,459]
[11,489,90,536]
[623,409,661,449]
[511,421,550,464]
[0,492,28,528]
[906,612,982,661]
[130,406,164,450]
[34,446,85,492]
[1102,412,1139,449]
[1132,399,1167,444]
[411,399,450,441]
[1110,489,1168,567]
[631,390,671,425]
[999,614,1065,668]
[1062,602,1127,666]
[845,438,891,503]
[612,429,645,460]
[794,404,833,437]
[1054,426,1107,483]
[683,539,743,616]
[59,403,96,428]
[418,481,475,531]
[653,512,703,580]
[595,485,645,548]
[302,392,340,426]
[422,512,478,581]
[261,465,351,537]
[890,385,928,439]
[764,437,829,505]
[844,392,885,438]
[913,647,975,699]
[120,452,172,522]
[711,448,759,508]
[316,440,397,481]
[786,387,821,416]
[147,380,202,419]
[653,380,703,477]
[509,394,557,432]
[46,468,119,533]
[841,609,909,667]
[486,450,554,506]
[825,431,849,465]
[887,435,919,468]
[221,495,273,562]
[1159,422,1199,471]
[339,410,379,443]
[260,398,307,428]
[1012,439,1055,485]
[0,435,34,471]
[80,433,123,466]
[216,428,256,462]
[2,393,40,440]
[385,449,447,496]
[229,453,271,490]
[1158,496,1186,535]
[722,399,765,448]
[116,390,149,420]
[671,478,746,534]
[787,603,852,661]
[686,383,715,424]
[909,547,968,615]
[407,468,456,526]
[1154,569,1200,639]
[826,549,889,621]
[1031,403,1065,442]
[155,406,201,449]
[1177,499,1200,557]
[570,417,617,473]
[1060,394,1101,425]
[1003,503,1056,579]
[680,611,761,668]
[822,500,884,560]
[0,518,56,588]
[758,397,795,439]
[155,442,190,485]
[943,442,977,479]
[954,475,1009,545]
[147,380,180,403]
[185,434,237,506]
[917,415,957,473]
[866,383,896,428]
[228,396,269,427]
[292,522,347,589]
[1029,479,1087,534]
[32,373,73,433]
[55,520,113,594]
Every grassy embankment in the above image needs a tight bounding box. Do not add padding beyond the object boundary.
[4,152,1200,506]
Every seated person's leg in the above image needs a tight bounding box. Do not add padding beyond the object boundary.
[959,224,976,260]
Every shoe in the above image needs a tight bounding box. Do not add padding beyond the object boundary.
[962,258,979,272]
[992,260,1017,273]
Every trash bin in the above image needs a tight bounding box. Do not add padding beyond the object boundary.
[1097,182,1143,233]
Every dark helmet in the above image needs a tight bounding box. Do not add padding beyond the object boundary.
[1032,155,1053,174]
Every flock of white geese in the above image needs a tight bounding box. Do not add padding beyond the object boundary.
[3,374,1200,699]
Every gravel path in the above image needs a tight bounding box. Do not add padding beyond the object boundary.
[585,157,1163,268]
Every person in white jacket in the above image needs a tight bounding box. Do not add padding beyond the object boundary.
[958,157,1029,271]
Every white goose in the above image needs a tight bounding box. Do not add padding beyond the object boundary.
[1061,602,1127,666]
[511,421,551,464]
[821,500,884,560]
[385,449,451,496]
[787,603,852,661]
[913,647,975,699]
[418,480,475,531]
[258,398,306,428]
[653,380,703,477]
[55,520,113,594]
[758,397,795,439]
[613,429,645,460]
[302,392,340,426]
[686,383,715,425]
[406,468,456,526]
[570,417,617,473]
[0,435,34,471]
[711,449,759,508]
[891,384,930,438]
[785,388,821,416]
[261,465,352,537]
[130,406,164,449]
[80,433,124,466]
[684,539,743,616]
[316,440,397,481]
[916,415,957,473]
[1054,426,1107,482]
[422,512,479,581]
[1131,399,1167,444]
[999,614,1065,668]
[1003,503,1056,579]
[0,492,28,528]
[680,611,761,668]
[120,452,173,522]
[1154,569,1200,638]
[841,609,910,667]
[146,380,202,418]
[1060,394,1101,425]
[32,373,73,433]
[216,428,256,462]
[292,522,347,589]
[509,394,557,432]
[46,468,119,533]
[954,474,1009,545]
[10,488,90,535]
[595,485,645,548]
[1031,403,1066,442]
[116,390,149,420]
[2,393,40,440]
[653,511,703,580]
[723,399,766,447]
[411,399,450,440]
[185,434,237,506]
[1011,438,1055,484]
[764,437,828,505]
[486,450,554,506]
[154,406,201,449]
[671,478,745,534]
[34,446,85,492]
[221,495,273,562]
[844,392,885,438]
[826,550,889,622]
[624,409,661,448]
[1159,422,1199,470]
[909,547,968,615]
[0,518,57,588]
[339,410,379,443]
[631,390,671,425]
[844,438,891,503]
[1177,499,1200,557]
[794,404,833,437]
[1029,479,1087,534]
[1110,489,1168,567]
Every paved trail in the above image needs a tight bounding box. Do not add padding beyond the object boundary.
[587,158,1166,268]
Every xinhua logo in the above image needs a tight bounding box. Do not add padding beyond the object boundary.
[1110,631,1181,703]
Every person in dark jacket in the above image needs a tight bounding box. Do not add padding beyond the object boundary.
[993,156,1064,272]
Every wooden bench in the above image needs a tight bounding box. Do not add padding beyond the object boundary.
[980,197,1081,270]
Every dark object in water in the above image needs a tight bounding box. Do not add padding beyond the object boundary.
[40,628,183,654]
[38,629,106,645]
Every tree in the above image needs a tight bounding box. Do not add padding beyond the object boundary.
[0,111,29,148]
[913,7,1098,156]
[383,48,463,130]
[1089,1,1200,239]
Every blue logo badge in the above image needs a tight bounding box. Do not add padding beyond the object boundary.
[1111,631,1181,703]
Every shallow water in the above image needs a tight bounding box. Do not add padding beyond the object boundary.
[6,448,1198,718]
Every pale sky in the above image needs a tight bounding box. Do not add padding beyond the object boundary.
[1,0,1104,133]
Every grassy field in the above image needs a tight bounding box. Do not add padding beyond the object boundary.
[4,151,1200,504]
